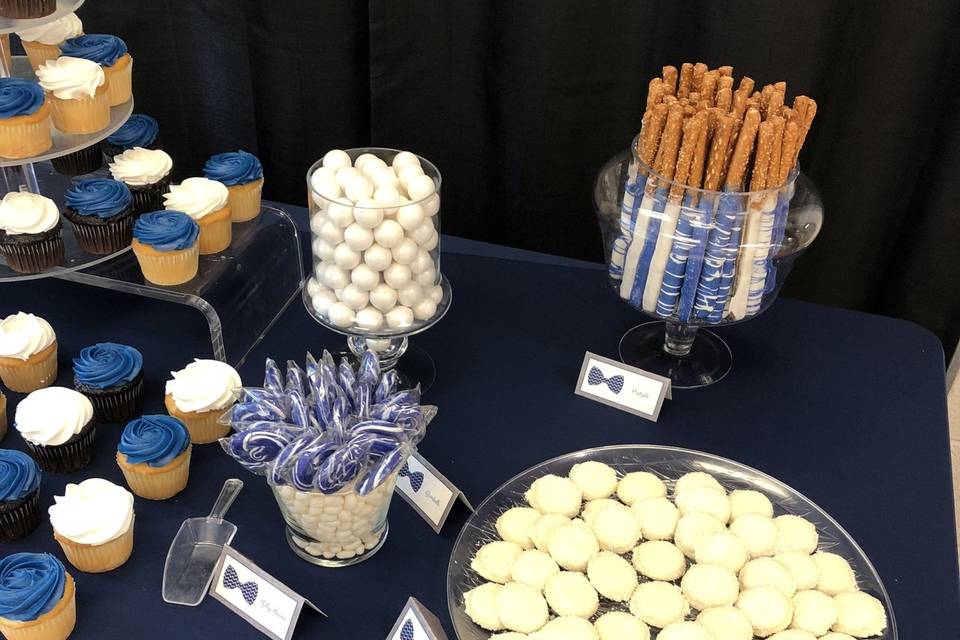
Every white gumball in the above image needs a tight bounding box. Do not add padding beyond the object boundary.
[406,174,436,201]
[373,186,401,215]
[392,151,421,170]
[327,302,355,328]
[311,290,337,316]
[386,306,414,329]
[343,224,374,252]
[323,265,351,290]
[415,266,437,287]
[383,263,412,288]
[335,166,359,189]
[333,244,361,270]
[322,149,352,170]
[355,307,384,331]
[397,163,424,192]
[310,166,336,188]
[352,199,384,229]
[428,285,443,304]
[309,213,325,234]
[413,298,437,321]
[369,284,398,312]
[410,249,434,274]
[326,200,354,228]
[360,157,388,178]
[391,238,418,265]
[397,282,423,307]
[363,244,393,271]
[424,230,439,251]
[371,169,400,190]
[423,194,441,216]
[345,175,374,203]
[396,202,425,231]
[353,153,379,172]
[410,220,435,245]
[339,284,369,311]
[312,179,341,202]
[305,277,323,298]
[374,220,405,248]
[319,220,344,244]
[314,240,335,262]
[351,264,380,291]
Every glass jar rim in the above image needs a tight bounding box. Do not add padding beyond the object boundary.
[629,133,799,198]
[307,147,443,210]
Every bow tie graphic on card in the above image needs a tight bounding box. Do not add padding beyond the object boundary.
[400,620,416,640]
[223,565,258,605]
[399,463,424,492]
[587,366,624,394]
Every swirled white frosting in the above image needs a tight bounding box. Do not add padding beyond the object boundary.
[0,312,55,360]
[36,56,105,99]
[16,13,83,45]
[109,148,173,186]
[15,387,93,446]
[48,478,134,546]
[166,359,241,413]
[0,192,60,235]
[163,178,230,220]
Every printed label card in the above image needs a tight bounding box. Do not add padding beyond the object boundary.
[395,452,473,533]
[575,351,671,421]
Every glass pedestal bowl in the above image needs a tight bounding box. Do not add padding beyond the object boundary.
[594,145,823,389]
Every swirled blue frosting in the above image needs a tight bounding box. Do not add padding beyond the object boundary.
[0,450,40,502]
[203,150,263,186]
[0,79,44,119]
[0,553,66,622]
[106,114,159,150]
[119,415,189,467]
[65,179,133,219]
[133,211,200,251]
[60,34,128,67]
[72,343,142,389]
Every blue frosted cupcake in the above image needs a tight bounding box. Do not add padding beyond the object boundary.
[117,415,191,500]
[63,179,135,255]
[60,34,132,107]
[72,343,143,423]
[203,150,264,222]
[0,78,51,160]
[0,553,76,640]
[102,114,160,162]
[0,450,40,541]
[131,211,200,286]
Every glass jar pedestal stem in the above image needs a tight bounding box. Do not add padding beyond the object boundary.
[347,335,408,371]
[618,320,733,390]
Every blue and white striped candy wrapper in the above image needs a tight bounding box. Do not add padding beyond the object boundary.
[693,189,743,320]
[621,185,670,308]
[655,193,705,317]
[642,195,684,313]
[707,206,747,323]
[675,194,715,322]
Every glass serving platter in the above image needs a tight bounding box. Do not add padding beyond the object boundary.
[446,444,897,640]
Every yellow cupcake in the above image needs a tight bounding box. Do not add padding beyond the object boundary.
[116,415,192,500]
[0,557,76,640]
[36,56,110,135]
[163,177,233,255]
[164,359,242,444]
[0,313,57,393]
[48,479,135,574]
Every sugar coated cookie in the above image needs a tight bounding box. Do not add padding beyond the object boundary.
[617,471,667,505]
[629,581,690,629]
[569,461,618,500]
[495,582,549,633]
[587,550,638,602]
[832,591,887,637]
[510,549,560,591]
[791,589,838,636]
[633,540,687,581]
[681,563,740,610]
[696,606,754,640]
[594,611,650,640]
[464,582,503,631]
[774,515,818,555]
[730,514,778,558]
[812,551,858,595]
[694,530,749,573]
[548,522,599,572]
[675,511,725,558]
[729,489,774,519]
[472,540,523,583]
[740,557,797,597]
[496,507,541,550]
[544,571,599,618]
[736,586,794,637]
[632,496,680,541]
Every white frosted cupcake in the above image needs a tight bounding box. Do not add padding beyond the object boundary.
[35,56,109,134]
[109,147,174,215]
[49,478,134,573]
[163,178,232,255]
[0,193,63,275]
[0,312,57,393]
[15,387,95,474]
[164,359,241,444]
[15,12,83,71]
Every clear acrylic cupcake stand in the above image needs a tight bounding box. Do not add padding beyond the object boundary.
[0,8,305,367]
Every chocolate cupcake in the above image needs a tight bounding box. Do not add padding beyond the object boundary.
[108,147,173,215]
[0,0,55,19]
[15,387,96,474]
[0,192,64,274]
[50,145,103,177]
[62,178,135,254]
[0,450,41,541]
[73,343,143,423]
[102,114,161,163]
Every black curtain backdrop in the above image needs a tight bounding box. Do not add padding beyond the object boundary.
[43,1,960,354]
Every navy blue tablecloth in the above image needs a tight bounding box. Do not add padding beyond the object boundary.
[1,205,956,639]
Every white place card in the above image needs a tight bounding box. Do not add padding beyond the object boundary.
[210,545,325,640]
[386,597,449,640]
[575,351,671,421]
[395,452,473,534]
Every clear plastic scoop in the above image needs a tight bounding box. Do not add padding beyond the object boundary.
[162,478,243,606]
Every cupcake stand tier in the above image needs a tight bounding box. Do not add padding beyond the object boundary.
[0,0,85,33]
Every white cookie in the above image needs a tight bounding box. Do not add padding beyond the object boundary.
[617,471,667,505]
[767,631,816,640]
[729,489,774,519]
[586,550,638,602]
[657,621,716,640]
[740,557,797,597]
[696,606,754,640]
[676,486,731,523]
[729,514,778,558]
[510,549,560,591]
[675,511,725,558]
[632,540,687,581]
[464,582,503,631]
[544,571,599,618]
[674,471,724,498]
[812,552,857,595]
[548,523,599,572]
[490,633,530,640]
[497,507,541,549]
[526,475,582,517]
[629,581,690,629]
[694,530,749,573]
[681,563,740,610]
[775,552,820,591]
[495,582,549,634]
[632,496,680,541]
[832,591,887,637]
[581,498,620,527]
[472,540,523,583]
[736,586,793,637]
[532,616,599,640]
[791,589,838,636]
[774,515,818,555]
[818,634,856,640]
[531,513,570,551]
[594,611,650,640]
[569,461,618,500]
[592,502,641,553]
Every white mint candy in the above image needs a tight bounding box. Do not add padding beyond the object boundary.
[355,307,384,331]
[386,306,414,329]
[353,199,383,229]
[391,238,418,265]
[339,284,369,311]
[351,264,380,291]
[423,194,441,216]
[345,175,374,203]
[311,290,337,316]
[309,214,325,234]
[392,150,421,170]
[397,282,423,307]
[374,220,404,248]
[323,265,350,289]
[428,285,443,304]
[411,249,433,274]
[371,169,400,190]
[396,202,425,230]
[369,284,398,312]
[353,153,379,172]
[383,263,412,288]
[424,230,439,251]
[364,244,393,271]
[343,224,374,252]
[333,244,361,270]
[407,174,436,201]
[415,266,437,287]
[335,166,359,189]
[360,157,387,178]
[373,186,401,215]
[397,163,424,192]
[326,200,354,228]
[410,220,434,245]
[327,302,355,328]
[313,179,341,202]
[413,298,437,321]
[322,149,351,170]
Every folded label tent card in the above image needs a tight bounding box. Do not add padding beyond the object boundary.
[386,597,449,640]
[395,452,473,533]
[575,351,671,421]
[210,545,325,640]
